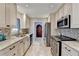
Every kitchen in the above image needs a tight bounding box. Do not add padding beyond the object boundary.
[0,3,79,56]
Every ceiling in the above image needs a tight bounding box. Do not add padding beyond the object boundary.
[17,3,63,18]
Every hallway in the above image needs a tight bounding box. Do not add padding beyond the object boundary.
[25,38,52,56]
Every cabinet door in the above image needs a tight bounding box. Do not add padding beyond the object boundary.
[71,4,79,28]
[5,3,17,27]
[27,36,30,48]
[10,4,17,27]
[18,40,24,56]
[62,44,71,56]
[55,12,59,21]
[0,3,5,27]
[62,43,79,56]
[23,38,28,53]
[59,7,64,18]
[63,3,72,16]
[26,16,30,28]
[5,3,11,26]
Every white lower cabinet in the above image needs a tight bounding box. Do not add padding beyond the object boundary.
[0,42,18,56]
[0,36,30,56]
[23,36,30,54]
[17,40,24,56]
[3,48,18,56]
[23,38,28,53]
[27,36,30,49]
[62,43,79,56]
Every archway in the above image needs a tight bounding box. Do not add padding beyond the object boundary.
[36,24,42,37]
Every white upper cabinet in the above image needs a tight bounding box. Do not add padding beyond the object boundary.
[59,6,64,19]
[5,4,11,26]
[71,4,79,28]
[63,3,72,16]
[26,15,30,28]
[55,3,79,28]
[0,4,5,27]
[5,3,17,27]
[9,4,17,27]
[55,12,59,21]
[0,3,17,27]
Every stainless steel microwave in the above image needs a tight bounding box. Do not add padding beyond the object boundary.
[57,15,71,28]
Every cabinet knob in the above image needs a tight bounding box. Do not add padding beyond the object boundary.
[13,53,16,56]
[9,46,15,50]
[10,48,12,50]
[65,47,71,52]
[20,41,23,43]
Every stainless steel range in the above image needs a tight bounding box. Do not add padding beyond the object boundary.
[50,35,76,56]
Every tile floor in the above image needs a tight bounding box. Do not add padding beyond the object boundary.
[25,38,52,56]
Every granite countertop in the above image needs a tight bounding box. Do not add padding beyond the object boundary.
[0,34,29,51]
[51,35,61,41]
[62,41,79,52]
[51,35,79,52]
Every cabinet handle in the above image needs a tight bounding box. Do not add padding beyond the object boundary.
[23,42,25,44]
[10,48,12,50]
[20,41,23,43]
[65,47,71,52]
[13,53,16,56]
[9,46,15,50]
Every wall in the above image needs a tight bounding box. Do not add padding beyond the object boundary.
[58,29,79,40]
[29,18,48,40]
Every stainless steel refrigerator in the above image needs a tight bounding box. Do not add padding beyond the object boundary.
[44,22,51,47]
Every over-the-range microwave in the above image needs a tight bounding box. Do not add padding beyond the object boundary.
[57,15,71,28]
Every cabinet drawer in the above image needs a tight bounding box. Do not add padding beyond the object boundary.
[1,47,18,56]
[0,43,18,56]
[62,43,79,56]
[10,47,18,56]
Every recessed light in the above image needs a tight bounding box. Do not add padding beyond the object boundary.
[25,4,29,7]
[50,5,54,8]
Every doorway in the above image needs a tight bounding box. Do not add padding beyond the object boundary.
[36,24,42,37]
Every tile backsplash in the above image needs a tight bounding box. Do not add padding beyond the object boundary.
[58,29,79,40]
